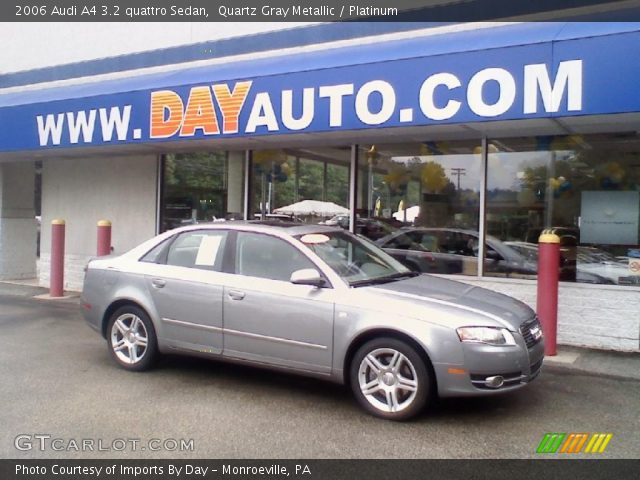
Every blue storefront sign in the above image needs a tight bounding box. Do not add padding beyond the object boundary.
[1,23,640,152]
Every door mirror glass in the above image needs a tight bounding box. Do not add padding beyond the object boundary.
[290,269,326,287]
[486,249,502,261]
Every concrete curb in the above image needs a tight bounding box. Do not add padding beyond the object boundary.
[543,348,640,382]
[0,282,48,297]
[543,362,640,382]
[33,293,80,302]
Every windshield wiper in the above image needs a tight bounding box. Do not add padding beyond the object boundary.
[350,271,420,287]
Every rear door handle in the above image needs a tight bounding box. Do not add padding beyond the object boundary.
[151,278,166,288]
[227,290,245,300]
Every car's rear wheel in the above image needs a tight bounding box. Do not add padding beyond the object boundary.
[107,305,158,371]
[350,337,431,420]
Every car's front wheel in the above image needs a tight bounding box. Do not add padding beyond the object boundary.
[107,305,158,371]
[350,337,431,420]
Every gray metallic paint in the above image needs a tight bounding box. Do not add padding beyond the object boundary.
[81,223,543,398]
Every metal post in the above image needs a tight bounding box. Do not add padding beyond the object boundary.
[545,151,556,228]
[155,154,164,234]
[537,229,560,356]
[323,160,328,202]
[50,219,65,297]
[97,220,112,256]
[243,150,252,220]
[294,156,300,203]
[477,137,489,278]
[349,145,359,234]
[367,163,373,219]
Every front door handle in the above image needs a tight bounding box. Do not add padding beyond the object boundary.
[151,278,166,289]
[227,290,245,301]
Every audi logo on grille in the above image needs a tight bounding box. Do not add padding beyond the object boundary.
[530,325,543,341]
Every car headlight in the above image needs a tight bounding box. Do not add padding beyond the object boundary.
[456,327,516,346]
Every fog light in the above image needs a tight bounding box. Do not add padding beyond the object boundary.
[485,376,504,388]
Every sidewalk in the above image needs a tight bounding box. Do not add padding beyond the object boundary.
[543,345,640,382]
[1,281,638,381]
[0,279,79,300]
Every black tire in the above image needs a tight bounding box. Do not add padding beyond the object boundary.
[106,305,158,371]
[350,337,431,421]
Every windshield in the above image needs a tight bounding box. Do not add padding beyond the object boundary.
[296,230,415,287]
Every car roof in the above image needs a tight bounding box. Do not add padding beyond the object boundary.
[388,227,507,246]
[168,220,344,237]
[399,227,478,235]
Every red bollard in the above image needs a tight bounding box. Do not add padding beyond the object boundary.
[97,220,112,256]
[50,219,65,297]
[537,229,560,356]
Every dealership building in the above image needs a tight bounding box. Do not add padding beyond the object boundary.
[0,21,639,352]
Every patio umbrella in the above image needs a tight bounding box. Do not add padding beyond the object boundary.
[393,205,420,222]
[273,200,349,217]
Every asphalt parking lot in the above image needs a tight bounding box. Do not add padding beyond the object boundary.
[1,293,639,459]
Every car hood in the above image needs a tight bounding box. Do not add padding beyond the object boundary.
[364,274,534,330]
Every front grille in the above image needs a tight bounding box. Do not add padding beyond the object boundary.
[520,317,543,349]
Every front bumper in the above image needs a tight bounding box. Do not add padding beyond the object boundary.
[435,326,545,397]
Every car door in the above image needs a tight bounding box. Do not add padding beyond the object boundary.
[142,229,229,354]
[222,231,335,374]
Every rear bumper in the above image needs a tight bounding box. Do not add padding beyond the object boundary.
[80,294,104,336]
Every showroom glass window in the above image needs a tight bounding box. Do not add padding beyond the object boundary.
[485,134,640,286]
[250,148,350,221]
[160,151,244,232]
[357,140,482,276]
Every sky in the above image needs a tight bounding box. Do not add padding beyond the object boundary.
[0,23,314,73]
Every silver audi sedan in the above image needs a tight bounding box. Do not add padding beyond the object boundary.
[81,222,544,420]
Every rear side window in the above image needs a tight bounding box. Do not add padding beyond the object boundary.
[140,237,172,263]
[165,230,228,271]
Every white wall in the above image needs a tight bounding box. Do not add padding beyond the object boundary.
[456,277,640,352]
[39,154,158,290]
[0,162,37,279]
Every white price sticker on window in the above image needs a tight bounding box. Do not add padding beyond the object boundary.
[195,235,222,267]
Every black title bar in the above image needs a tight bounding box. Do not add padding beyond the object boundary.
[3,459,640,480]
[2,0,638,22]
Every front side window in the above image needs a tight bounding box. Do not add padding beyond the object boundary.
[297,230,414,287]
[165,230,227,271]
[383,231,432,252]
[235,232,316,282]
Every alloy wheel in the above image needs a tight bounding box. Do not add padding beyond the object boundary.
[110,313,149,364]
[357,347,419,413]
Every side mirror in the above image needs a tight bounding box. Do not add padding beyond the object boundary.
[486,250,502,261]
[290,268,326,287]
